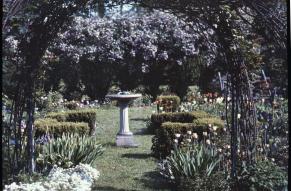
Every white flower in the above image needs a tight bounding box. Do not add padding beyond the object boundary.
[226,145,231,149]
[4,164,100,191]
[206,139,211,145]
[212,126,218,131]
[186,139,191,143]
[187,131,192,135]
[192,133,198,139]
[174,139,178,143]
[175,134,181,138]
[203,132,208,137]
[237,113,241,119]
[218,148,222,153]
[216,97,223,103]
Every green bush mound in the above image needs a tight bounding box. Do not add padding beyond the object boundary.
[194,117,224,130]
[157,95,181,112]
[148,111,213,133]
[46,109,97,135]
[34,119,89,138]
[152,121,224,158]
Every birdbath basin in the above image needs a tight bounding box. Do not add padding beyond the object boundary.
[106,92,142,147]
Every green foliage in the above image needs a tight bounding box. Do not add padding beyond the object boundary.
[194,117,224,130]
[169,144,221,177]
[152,121,223,158]
[236,160,288,191]
[168,58,202,100]
[148,110,218,133]
[157,95,181,112]
[46,109,97,135]
[64,101,79,110]
[34,119,89,138]
[35,90,64,113]
[36,133,104,169]
[160,144,228,190]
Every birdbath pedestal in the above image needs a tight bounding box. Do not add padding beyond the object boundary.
[106,92,142,147]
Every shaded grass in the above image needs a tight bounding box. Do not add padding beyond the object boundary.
[92,106,172,191]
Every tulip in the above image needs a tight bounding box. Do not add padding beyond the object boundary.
[237,113,241,119]
[192,133,198,139]
[206,139,211,145]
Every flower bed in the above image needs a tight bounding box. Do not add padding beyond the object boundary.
[4,164,100,191]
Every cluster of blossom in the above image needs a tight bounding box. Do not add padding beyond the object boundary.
[4,164,100,191]
[52,10,217,69]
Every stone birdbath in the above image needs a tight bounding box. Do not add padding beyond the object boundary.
[106,91,142,147]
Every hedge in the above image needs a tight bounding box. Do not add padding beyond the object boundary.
[34,118,89,138]
[157,95,181,112]
[46,109,97,135]
[193,117,224,129]
[148,111,212,133]
[151,121,224,158]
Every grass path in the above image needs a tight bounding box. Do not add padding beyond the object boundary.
[92,106,173,191]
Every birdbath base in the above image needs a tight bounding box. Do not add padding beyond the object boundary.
[116,134,139,147]
[106,92,142,148]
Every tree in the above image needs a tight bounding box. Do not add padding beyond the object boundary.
[50,11,215,100]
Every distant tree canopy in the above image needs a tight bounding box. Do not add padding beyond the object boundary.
[42,11,215,100]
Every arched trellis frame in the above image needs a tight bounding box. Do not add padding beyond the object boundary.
[123,0,287,185]
[2,0,287,184]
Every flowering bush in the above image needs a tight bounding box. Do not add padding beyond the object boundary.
[4,164,100,191]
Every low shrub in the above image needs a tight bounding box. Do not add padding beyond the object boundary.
[34,119,89,138]
[194,117,224,130]
[36,133,104,170]
[149,111,222,132]
[46,109,97,135]
[148,111,211,133]
[152,122,223,158]
[157,95,181,112]
[235,160,288,191]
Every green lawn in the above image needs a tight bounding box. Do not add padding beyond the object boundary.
[92,106,173,191]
